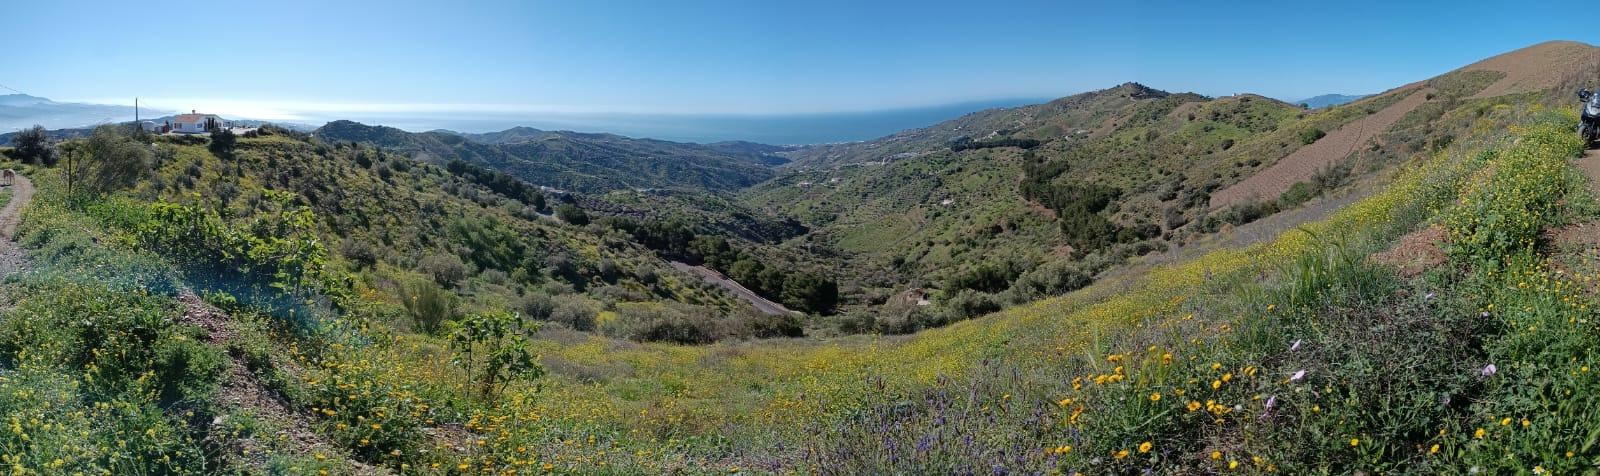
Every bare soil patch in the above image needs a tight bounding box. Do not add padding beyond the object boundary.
[1463,41,1600,99]
[1209,87,1430,210]
[1370,225,1449,278]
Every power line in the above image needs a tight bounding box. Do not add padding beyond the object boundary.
[0,83,23,95]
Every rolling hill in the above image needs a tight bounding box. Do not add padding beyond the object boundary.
[737,41,1600,333]
[1293,93,1369,108]
[313,120,781,193]
[5,39,1600,475]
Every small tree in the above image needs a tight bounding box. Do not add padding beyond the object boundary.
[403,278,456,334]
[95,125,152,191]
[64,125,151,196]
[10,125,55,165]
[447,311,543,404]
[555,203,589,226]
[210,128,236,155]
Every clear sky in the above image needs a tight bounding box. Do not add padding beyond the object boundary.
[8,0,1596,122]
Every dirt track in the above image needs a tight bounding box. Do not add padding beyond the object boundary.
[1581,148,1600,188]
[1209,87,1429,210]
[0,175,35,278]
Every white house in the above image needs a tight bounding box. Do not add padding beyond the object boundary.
[170,110,228,134]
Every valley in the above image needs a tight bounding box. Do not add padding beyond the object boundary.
[5,29,1600,475]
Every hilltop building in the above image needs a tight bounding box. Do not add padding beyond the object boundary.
[168,110,229,134]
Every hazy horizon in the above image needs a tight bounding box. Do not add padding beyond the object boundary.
[6,94,1052,144]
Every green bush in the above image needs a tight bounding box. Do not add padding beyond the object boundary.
[1299,127,1327,144]
[601,302,723,344]
[401,277,456,334]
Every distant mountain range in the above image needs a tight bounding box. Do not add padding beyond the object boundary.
[0,94,169,131]
[314,120,790,193]
[1291,93,1370,109]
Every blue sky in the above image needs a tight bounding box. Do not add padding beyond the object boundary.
[7,0,1596,122]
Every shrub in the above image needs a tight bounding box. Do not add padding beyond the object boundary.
[446,310,544,405]
[10,124,57,165]
[401,277,456,334]
[939,289,1001,322]
[337,237,379,268]
[417,253,468,286]
[600,302,722,344]
[209,128,237,158]
[549,295,597,331]
[1299,127,1326,144]
[555,203,589,225]
[727,309,803,339]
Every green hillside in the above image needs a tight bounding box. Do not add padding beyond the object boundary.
[4,40,1600,475]
[314,121,779,193]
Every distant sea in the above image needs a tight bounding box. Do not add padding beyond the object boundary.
[311,98,1050,145]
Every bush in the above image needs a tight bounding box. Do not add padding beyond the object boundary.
[209,128,237,157]
[446,310,544,405]
[545,294,597,331]
[600,302,722,344]
[1299,127,1326,144]
[1009,259,1094,299]
[939,289,1001,323]
[338,237,379,269]
[555,203,589,226]
[10,124,56,165]
[727,309,803,339]
[417,253,468,287]
[401,278,456,334]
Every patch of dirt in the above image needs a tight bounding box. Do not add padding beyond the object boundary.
[1553,150,1600,245]
[1209,86,1431,210]
[1370,225,1449,278]
[1550,221,1600,249]
[1578,148,1600,191]
[1462,41,1600,99]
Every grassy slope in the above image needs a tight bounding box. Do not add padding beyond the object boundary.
[146,133,751,319]
[521,102,1599,474]
[1,102,1595,474]
[737,84,1406,304]
[6,45,1600,475]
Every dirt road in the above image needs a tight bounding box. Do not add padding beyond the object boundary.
[0,175,35,277]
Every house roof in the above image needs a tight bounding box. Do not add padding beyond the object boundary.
[173,113,219,123]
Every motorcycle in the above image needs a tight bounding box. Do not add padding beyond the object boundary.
[1579,88,1600,145]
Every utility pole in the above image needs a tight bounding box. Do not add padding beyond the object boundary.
[135,97,140,122]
